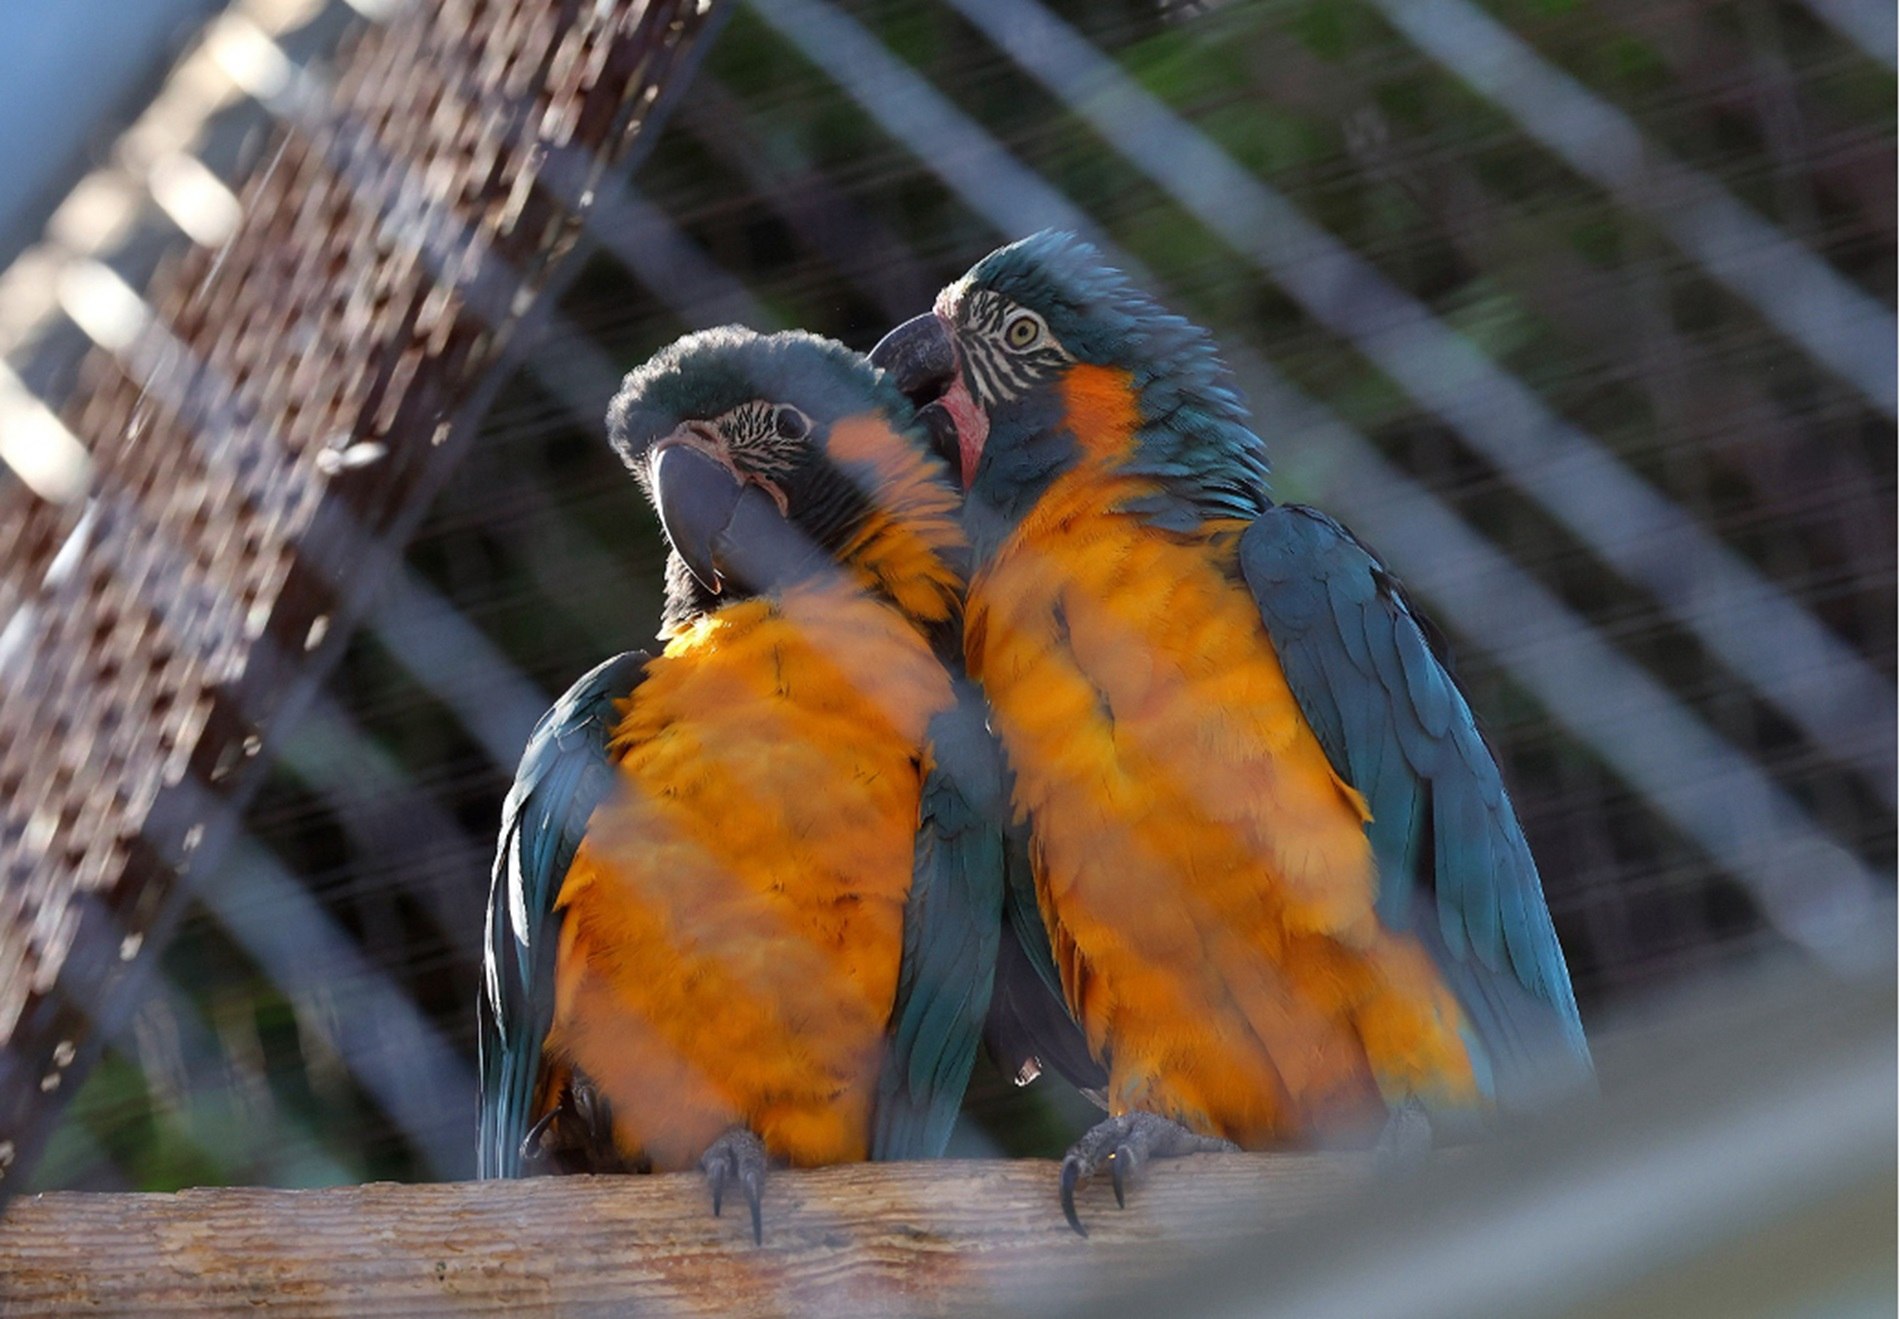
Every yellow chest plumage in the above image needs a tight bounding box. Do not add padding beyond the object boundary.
[547,582,953,1170]
[965,367,1479,1146]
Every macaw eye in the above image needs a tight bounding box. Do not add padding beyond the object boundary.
[1003,311,1044,350]
[773,405,811,440]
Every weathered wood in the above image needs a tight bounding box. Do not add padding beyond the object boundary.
[0,1153,1372,1316]
[5,972,1886,1316]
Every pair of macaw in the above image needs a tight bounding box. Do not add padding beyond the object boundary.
[477,233,1592,1239]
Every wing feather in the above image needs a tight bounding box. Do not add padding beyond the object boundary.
[477,651,648,1179]
[1241,506,1591,1110]
[871,682,1006,1159]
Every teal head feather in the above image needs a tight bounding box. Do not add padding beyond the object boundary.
[608,326,954,627]
[938,231,1271,532]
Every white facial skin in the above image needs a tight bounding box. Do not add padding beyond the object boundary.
[930,283,1074,485]
[648,400,814,515]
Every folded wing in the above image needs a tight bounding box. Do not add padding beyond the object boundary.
[477,651,649,1178]
[1240,506,1591,1109]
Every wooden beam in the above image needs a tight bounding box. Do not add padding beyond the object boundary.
[0,1153,1372,1316]
[5,971,1886,1316]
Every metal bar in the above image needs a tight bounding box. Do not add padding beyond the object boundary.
[1797,0,1897,70]
[1375,0,1895,418]
[940,0,1897,808]
[0,0,727,1197]
[749,0,1889,961]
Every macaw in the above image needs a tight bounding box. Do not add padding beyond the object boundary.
[872,232,1593,1232]
[477,327,1030,1240]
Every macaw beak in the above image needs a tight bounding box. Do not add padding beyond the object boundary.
[871,312,973,486]
[872,311,957,398]
[649,439,809,595]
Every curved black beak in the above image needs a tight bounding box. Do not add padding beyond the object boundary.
[870,312,956,404]
[650,441,822,596]
[871,312,961,469]
[651,442,743,593]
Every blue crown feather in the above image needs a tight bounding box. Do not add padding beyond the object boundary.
[969,232,1272,526]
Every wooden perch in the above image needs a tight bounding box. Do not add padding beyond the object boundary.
[0,1153,1372,1316]
[5,979,1888,1316]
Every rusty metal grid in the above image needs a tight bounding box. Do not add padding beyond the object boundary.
[0,0,724,1191]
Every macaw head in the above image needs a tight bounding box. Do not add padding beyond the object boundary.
[609,327,965,632]
[871,231,1269,544]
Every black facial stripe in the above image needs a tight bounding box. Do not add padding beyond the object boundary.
[968,291,1008,334]
[958,289,1072,407]
[964,342,1006,408]
[1030,346,1069,374]
[991,352,1028,399]
[721,401,799,477]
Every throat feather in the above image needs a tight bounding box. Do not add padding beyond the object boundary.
[825,414,967,625]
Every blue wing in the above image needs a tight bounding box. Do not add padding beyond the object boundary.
[985,817,1107,1101]
[872,675,1107,1159]
[1240,505,1591,1109]
[477,650,649,1178]
[871,680,1006,1160]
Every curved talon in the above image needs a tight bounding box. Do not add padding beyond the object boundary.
[1374,1100,1434,1177]
[1059,1157,1088,1237]
[517,1107,562,1164]
[700,1128,770,1246]
[1058,1111,1237,1235]
[741,1163,764,1246]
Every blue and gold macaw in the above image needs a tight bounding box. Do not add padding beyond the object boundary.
[873,233,1592,1231]
[477,327,1057,1239]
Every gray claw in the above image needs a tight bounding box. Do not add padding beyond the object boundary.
[517,1107,561,1166]
[1058,1111,1236,1236]
[1374,1100,1434,1176]
[1059,1157,1088,1236]
[700,1128,770,1245]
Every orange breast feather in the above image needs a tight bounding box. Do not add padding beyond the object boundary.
[967,366,1480,1147]
[546,582,953,1171]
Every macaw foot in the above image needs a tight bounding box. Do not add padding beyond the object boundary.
[1058,1111,1237,1236]
[518,1106,563,1169]
[1373,1099,1434,1176]
[700,1127,769,1245]
[517,1077,630,1175]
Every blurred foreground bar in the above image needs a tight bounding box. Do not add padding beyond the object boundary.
[0,956,1888,1317]
[1101,955,1896,1319]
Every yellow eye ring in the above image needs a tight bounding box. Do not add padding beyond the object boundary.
[1003,313,1042,349]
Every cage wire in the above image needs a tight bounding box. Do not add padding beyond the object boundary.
[0,0,1890,1258]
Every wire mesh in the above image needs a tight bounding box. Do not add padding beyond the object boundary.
[0,0,1891,1235]
[0,0,725,1190]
